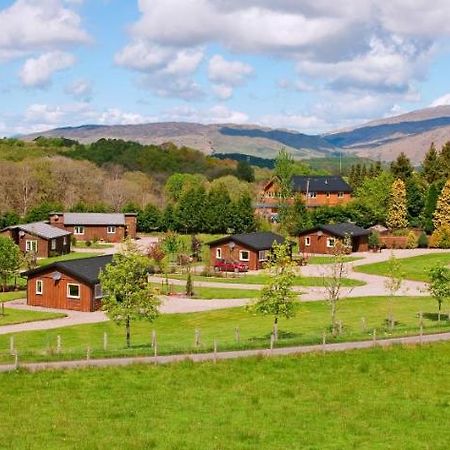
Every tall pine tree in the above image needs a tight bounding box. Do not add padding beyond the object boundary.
[423,143,441,184]
[433,179,450,230]
[386,179,408,229]
[390,152,413,182]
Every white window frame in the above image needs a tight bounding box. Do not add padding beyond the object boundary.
[305,237,311,247]
[308,192,317,198]
[25,240,38,253]
[74,226,84,235]
[51,239,56,250]
[239,250,250,262]
[327,238,336,248]
[338,192,344,198]
[67,283,81,299]
[94,284,103,299]
[35,279,43,295]
[258,250,267,261]
[216,248,222,259]
[107,226,116,234]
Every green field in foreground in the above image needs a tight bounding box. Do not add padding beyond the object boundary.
[166,273,365,287]
[37,251,104,266]
[1,343,449,449]
[355,252,450,281]
[1,296,449,363]
[0,308,65,326]
[0,291,26,303]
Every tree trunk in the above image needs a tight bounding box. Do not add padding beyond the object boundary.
[126,317,131,348]
[331,301,337,337]
[273,317,278,341]
[438,301,442,323]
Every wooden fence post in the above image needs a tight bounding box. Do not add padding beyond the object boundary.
[213,339,217,364]
[372,329,377,345]
[9,336,14,356]
[151,330,156,349]
[56,335,61,354]
[14,353,19,370]
[322,332,326,353]
[270,333,274,353]
[103,332,108,351]
[361,317,366,333]
[195,329,200,348]
[86,346,91,360]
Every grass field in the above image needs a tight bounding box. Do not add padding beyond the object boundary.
[153,283,261,299]
[0,343,449,449]
[37,251,104,266]
[1,296,448,363]
[73,242,114,249]
[307,255,363,264]
[166,273,365,287]
[0,308,65,326]
[0,291,26,303]
[355,252,450,281]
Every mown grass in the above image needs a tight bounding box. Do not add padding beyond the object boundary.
[1,296,449,364]
[166,273,365,287]
[37,252,104,266]
[0,291,26,303]
[307,255,363,264]
[73,242,114,249]
[355,252,450,281]
[0,308,65,326]
[0,343,449,449]
[153,282,261,299]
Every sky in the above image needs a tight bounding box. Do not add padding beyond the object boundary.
[2,0,450,136]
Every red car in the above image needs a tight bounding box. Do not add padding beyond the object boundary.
[214,260,248,273]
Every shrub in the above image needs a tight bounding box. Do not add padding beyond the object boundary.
[417,232,428,248]
[71,236,77,246]
[368,232,380,248]
[406,231,418,249]
[429,225,450,249]
[85,240,92,247]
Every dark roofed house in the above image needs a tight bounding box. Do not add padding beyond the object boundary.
[1,222,71,258]
[23,255,113,311]
[208,232,287,271]
[49,212,137,243]
[256,175,353,221]
[298,223,370,254]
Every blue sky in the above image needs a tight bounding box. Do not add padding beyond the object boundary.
[2,0,450,136]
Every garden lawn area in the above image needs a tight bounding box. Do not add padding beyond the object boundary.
[166,273,365,287]
[355,252,450,281]
[1,296,448,363]
[0,291,26,302]
[307,255,363,264]
[0,308,65,326]
[73,242,114,249]
[152,282,261,299]
[0,343,449,449]
[37,252,104,266]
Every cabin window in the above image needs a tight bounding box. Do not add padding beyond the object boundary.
[327,238,336,248]
[338,192,344,198]
[25,240,37,253]
[216,248,222,259]
[67,283,80,299]
[305,237,311,247]
[308,192,317,198]
[258,250,267,261]
[35,279,43,295]
[94,284,103,299]
[51,239,56,250]
[107,226,116,234]
[74,226,84,235]
[239,250,250,262]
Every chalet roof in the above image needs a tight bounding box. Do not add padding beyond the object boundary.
[23,255,114,285]
[299,223,370,238]
[2,222,71,240]
[208,232,286,251]
[62,213,127,226]
[291,176,352,193]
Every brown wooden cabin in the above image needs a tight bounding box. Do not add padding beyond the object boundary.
[208,232,287,271]
[1,222,71,258]
[23,255,113,312]
[256,176,353,221]
[49,212,137,243]
[298,223,370,254]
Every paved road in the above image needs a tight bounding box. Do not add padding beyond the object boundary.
[1,330,448,373]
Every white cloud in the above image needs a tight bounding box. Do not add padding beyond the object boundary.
[430,93,450,107]
[65,79,93,101]
[20,51,75,87]
[258,113,327,133]
[212,84,233,100]
[163,104,249,124]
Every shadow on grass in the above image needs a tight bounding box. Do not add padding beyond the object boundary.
[423,312,450,322]
[249,330,301,342]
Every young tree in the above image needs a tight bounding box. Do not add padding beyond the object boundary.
[282,195,312,235]
[235,160,255,182]
[433,179,450,230]
[0,237,23,292]
[386,179,408,230]
[274,148,295,200]
[428,265,450,322]
[247,241,297,340]
[384,253,404,329]
[99,241,160,347]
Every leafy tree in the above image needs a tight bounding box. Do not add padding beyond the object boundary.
[235,160,255,182]
[439,142,450,179]
[232,194,256,233]
[405,176,425,226]
[204,187,232,234]
[281,195,312,235]
[175,187,207,233]
[0,212,20,229]
[99,241,160,347]
[164,173,206,202]
[161,204,176,231]
[428,265,450,322]
[161,232,184,264]
[433,179,450,230]
[386,179,408,229]
[0,236,22,292]
[138,204,161,232]
[24,201,64,223]
[422,143,441,184]
[390,152,413,181]
[274,148,295,201]
[420,183,441,233]
[247,242,297,341]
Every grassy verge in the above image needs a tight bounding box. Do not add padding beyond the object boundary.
[355,252,450,281]
[0,309,65,326]
[0,343,449,449]
[152,282,261,299]
[37,252,104,266]
[165,273,365,287]
[307,255,363,264]
[1,296,448,363]
[0,291,26,303]
[73,242,114,249]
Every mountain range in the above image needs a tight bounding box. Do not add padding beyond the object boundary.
[22,105,450,163]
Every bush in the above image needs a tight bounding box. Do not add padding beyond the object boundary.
[368,232,380,248]
[429,225,450,249]
[85,240,92,247]
[417,232,428,248]
[71,236,77,246]
[406,231,418,249]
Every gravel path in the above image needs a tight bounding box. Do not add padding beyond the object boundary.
[1,330,448,373]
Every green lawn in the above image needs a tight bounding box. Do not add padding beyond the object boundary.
[307,255,363,264]
[73,242,114,249]
[37,252,104,266]
[166,273,365,287]
[355,252,450,281]
[0,291,26,303]
[0,343,449,449]
[0,308,65,326]
[1,296,448,363]
[152,282,261,299]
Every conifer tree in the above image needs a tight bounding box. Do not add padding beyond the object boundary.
[439,142,450,179]
[433,179,450,230]
[386,179,408,229]
[390,152,413,181]
[423,143,441,184]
